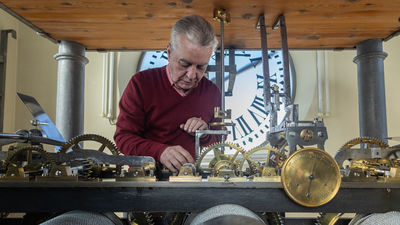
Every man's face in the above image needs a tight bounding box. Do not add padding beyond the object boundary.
[167,34,214,91]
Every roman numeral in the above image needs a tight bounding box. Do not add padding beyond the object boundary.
[270,72,277,84]
[160,51,168,60]
[256,74,263,89]
[234,115,253,138]
[250,95,268,116]
[257,73,278,88]
[247,108,267,126]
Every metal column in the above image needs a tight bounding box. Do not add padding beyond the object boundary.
[353,39,388,141]
[54,41,88,141]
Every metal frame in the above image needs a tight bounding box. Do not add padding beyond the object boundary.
[0,181,399,213]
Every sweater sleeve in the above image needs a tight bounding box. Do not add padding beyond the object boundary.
[114,75,168,161]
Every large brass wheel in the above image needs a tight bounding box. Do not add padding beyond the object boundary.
[281,147,341,207]
[195,142,249,176]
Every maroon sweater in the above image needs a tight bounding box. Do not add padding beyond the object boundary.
[114,66,221,161]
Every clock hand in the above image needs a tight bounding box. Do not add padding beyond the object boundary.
[305,159,318,199]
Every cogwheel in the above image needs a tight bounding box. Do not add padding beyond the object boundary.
[59,134,120,155]
[316,213,344,225]
[195,142,248,174]
[264,212,284,225]
[340,137,389,150]
[128,212,154,225]
[60,134,121,177]
[3,146,55,176]
[68,158,92,179]
[239,145,286,173]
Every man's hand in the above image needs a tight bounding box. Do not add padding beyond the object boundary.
[160,145,194,172]
[180,117,208,136]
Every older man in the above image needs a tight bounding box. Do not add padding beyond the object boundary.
[114,15,221,172]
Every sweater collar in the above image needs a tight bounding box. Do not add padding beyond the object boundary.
[166,64,194,97]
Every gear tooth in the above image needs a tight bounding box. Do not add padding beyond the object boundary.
[60,134,120,155]
[4,146,55,176]
[340,136,389,150]
[195,142,247,173]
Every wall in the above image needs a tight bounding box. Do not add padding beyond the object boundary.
[84,51,141,149]
[1,7,399,158]
[14,21,58,132]
[384,38,400,145]
[0,9,18,133]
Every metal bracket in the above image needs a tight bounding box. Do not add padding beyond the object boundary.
[272,14,292,105]
[0,29,17,134]
[213,8,231,24]
[257,14,272,111]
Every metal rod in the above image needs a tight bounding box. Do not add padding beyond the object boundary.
[324,51,330,115]
[219,19,226,145]
[353,39,388,142]
[258,15,271,109]
[278,15,292,105]
[101,52,109,117]
[107,52,115,120]
[317,51,325,115]
[220,20,225,112]
[54,41,89,141]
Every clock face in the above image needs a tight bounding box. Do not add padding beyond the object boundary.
[138,50,295,150]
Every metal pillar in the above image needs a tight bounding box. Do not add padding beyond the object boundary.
[54,41,88,141]
[353,39,388,141]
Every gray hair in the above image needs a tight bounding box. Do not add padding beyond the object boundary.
[170,15,218,52]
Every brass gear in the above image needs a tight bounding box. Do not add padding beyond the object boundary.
[340,137,388,150]
[238,145,286,173]
[60,134,120,155]
[128,211,154,225]
[60,134,121,176]
[316,213,344,225]
[264,212,284,225]
[3,146,55,177]
[195,142,249,175]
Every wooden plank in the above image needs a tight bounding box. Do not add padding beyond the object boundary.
[1,0,399,49]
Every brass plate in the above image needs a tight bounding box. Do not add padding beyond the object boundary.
[169,176,202,182]
[281,148,341,207]
[252,176,281,182]
[116,177,156,182]
[35,176,79,181]
[207,176,247,182]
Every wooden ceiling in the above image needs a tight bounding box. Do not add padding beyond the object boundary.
[0,0,399,50]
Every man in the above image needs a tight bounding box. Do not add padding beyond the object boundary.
[114,15,221,172]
